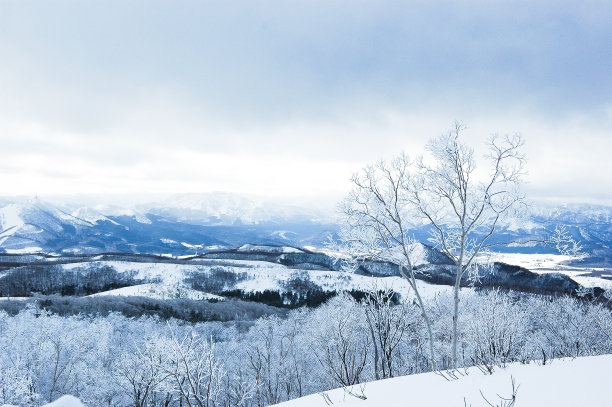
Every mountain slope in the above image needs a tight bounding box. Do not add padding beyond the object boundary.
[0,197,336,255]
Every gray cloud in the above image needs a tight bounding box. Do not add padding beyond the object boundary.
[0,0,610,203]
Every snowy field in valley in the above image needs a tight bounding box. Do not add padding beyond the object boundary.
[58,259,458,302]
[272,354,612,407]
[88,283,224,300]
[486,252,612,290]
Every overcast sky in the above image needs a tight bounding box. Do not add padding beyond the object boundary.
[0,0,610,206]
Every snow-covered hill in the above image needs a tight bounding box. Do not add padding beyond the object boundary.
[0,195,336,255]
[58,257,455,302]
[0,198,94,252]
[1,244,607,304]
[272,354,612,407]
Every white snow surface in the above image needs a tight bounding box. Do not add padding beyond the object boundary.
[0,204,26,238]
[2,395,87,407]
[2,246,44,254]
[141,192,336,225]
[89,283,223,301]
[486,252,612,290]
[237,244,304,254]
[57,259,454,303]
[70,207,119,225]
[43,395,84,407]
[273,354,612,407]
[61,261,203,285]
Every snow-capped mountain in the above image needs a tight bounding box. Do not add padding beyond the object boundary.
[0,194,337,255]
[0,198,94,252]
[0,194,611,263]
[138,192,336,225]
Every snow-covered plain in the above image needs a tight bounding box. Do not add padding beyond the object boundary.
[272,354,612,407]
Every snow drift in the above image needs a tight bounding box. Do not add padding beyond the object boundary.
[272,354,612,407]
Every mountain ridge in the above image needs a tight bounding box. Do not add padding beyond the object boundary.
[0,194,611,263]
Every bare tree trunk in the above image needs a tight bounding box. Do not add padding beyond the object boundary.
[416,288,437,372]
[364,311,380,380]
[452,245,465,369]
[452,271,461,369]
[403,266,437,371]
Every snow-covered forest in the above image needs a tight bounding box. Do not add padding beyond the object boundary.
[1,288,611,406]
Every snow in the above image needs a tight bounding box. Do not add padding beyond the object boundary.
[237,244,304,254]
[61,261,203,286]
[89,283,224,301]
[70,207,119,225]
[486,253,612,290]
[42,395,84,407]
[272,354,612,407]
[58,258,454,303]
[2,395,87,407]
[145,192,335,225]
[386,242,430,267]
[181,242,205,249]
[112,208,152,224]
[2,246,44,254]
[225,262,455,301]
[160,238,178,244]
[0,204,25,238]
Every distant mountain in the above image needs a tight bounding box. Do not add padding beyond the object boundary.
[391,204,612,264]
[0,198,94,252]
[488,204,612,263]
[0,195,337,255]
[0,195,610,263]
[138,192,335,226]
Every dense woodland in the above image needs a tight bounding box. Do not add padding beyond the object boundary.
[1,288,611,406]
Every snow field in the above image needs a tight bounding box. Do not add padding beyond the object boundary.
[273,354,612,407]
[58,259,456,303]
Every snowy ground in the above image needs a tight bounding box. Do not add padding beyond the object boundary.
[486,252,612,290]
[272,354,612,407]
[88,283,223,301]
[1,395,84,407]
[59,259,457,303]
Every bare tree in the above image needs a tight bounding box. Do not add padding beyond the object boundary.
[336,123,581,371]
[363,288,410,379]
[311,295,371,387]
[335,154,438,370]
[116,338,171,407]
[408,122,527,367]
[160,327,225,407]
